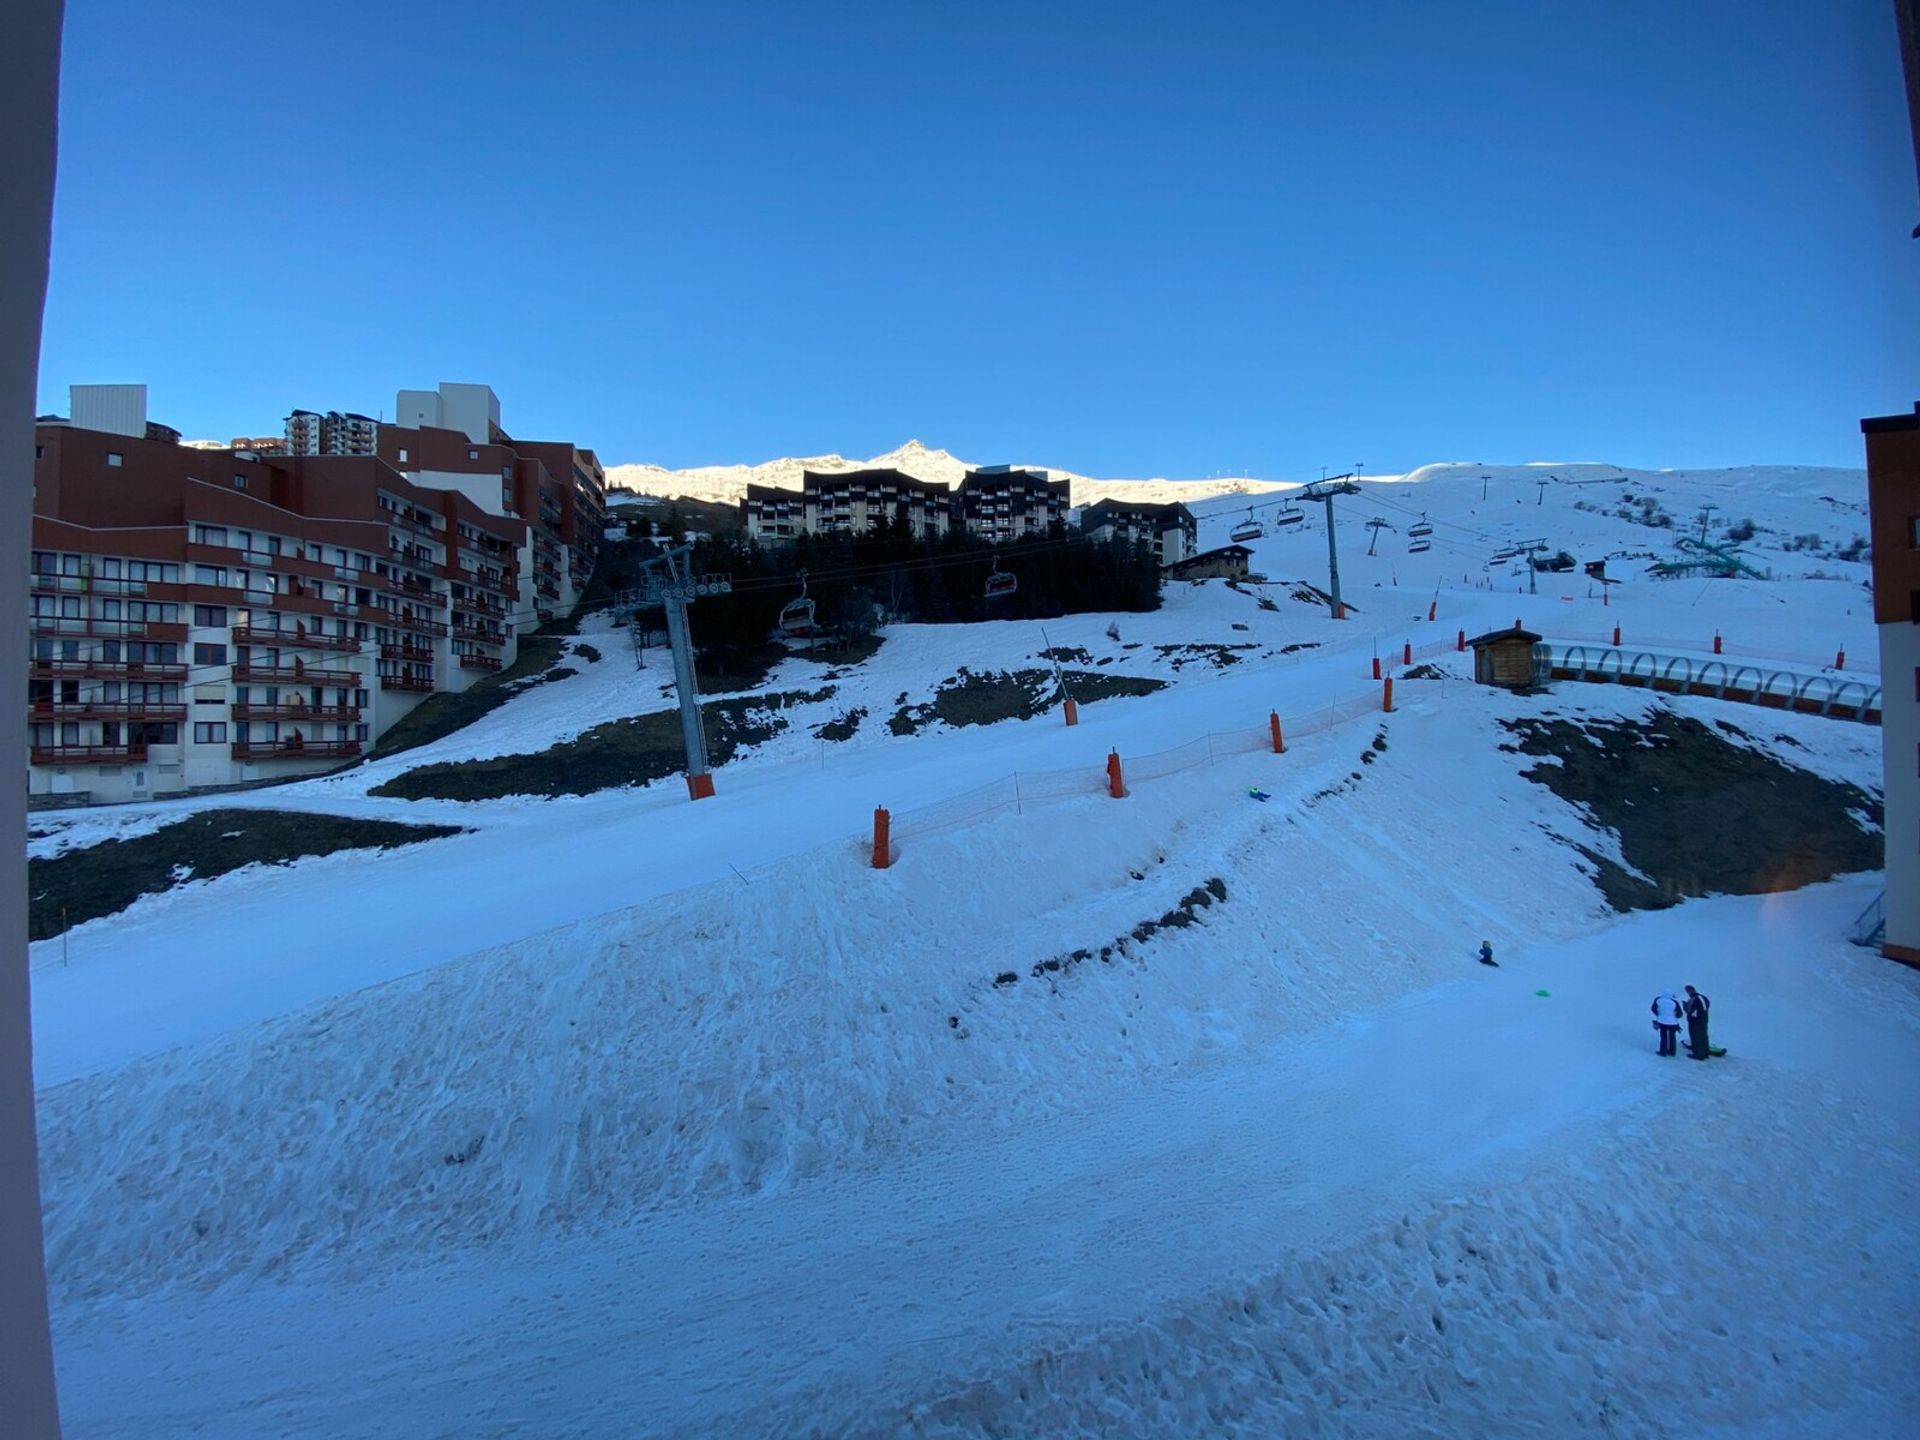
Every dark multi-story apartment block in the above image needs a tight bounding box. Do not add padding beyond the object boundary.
[950,466,1071,543]
[1079,498,1197,567]
[742,464,1069,544]
[800,468,952,539]
[743,483,805,541]
[285,409,379,457]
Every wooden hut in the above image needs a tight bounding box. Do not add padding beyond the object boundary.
[1466,626,1543,690]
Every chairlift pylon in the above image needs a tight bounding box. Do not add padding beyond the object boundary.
[779,570,816,637]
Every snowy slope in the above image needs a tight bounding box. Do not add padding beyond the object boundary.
[28,455,1908,1439]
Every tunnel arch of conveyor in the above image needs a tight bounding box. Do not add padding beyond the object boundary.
[1536,643,1880,723]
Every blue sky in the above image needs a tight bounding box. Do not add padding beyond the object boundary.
[36,0,1920,477]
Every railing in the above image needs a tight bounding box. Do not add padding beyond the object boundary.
[392,613,449,636]
[458,653,503,672]
[232,626,363,654]
[452,622,504,644]
[233,662,361,685]
[231,739,363,761]
[30,617,187,642]
[29,702,187,721]
[380,673,436,693]
[1538,644,1882,723]
[1852,892,1886,948]
[231,704,360,722]
[29,659,188,682]
[30,742,150,765]
[1547,627,1877,678]
[379,642,436,661]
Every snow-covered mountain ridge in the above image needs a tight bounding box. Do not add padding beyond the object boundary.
[605,442,1865,516]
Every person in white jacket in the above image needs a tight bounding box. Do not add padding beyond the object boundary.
[1650,989,1683,1057]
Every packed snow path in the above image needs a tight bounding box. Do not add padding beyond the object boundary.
[47,883,1920,1439]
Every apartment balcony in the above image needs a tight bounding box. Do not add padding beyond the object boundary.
[31,741,151,766]
[231,703,360,723]
[232,739,363,762]
[29,702,187,722]
[30,659,189,682]
[379,642,436,662]
[388,513,440,541]
[535,581,560,600]
[380,673,436,693]
[30,617,188,643]
[232,661,362,685]
[231,625,363,653]
[391,613,449,637]
[452,621,505,645]
[459,653,503,673]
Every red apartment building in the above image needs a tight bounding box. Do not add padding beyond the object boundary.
[27,395,596,805]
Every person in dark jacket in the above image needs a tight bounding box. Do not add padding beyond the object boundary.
[1478,940,1497,967]
[1651,989,1683,1056]
[1683,985,1712,1059]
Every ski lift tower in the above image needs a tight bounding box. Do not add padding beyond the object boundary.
[636,544,732,799]
[1298,473,1362,618]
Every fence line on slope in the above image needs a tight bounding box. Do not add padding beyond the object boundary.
[878,684,1392,858]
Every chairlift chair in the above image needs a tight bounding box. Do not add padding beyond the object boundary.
[985,555,1018,600]
[779,571,817,637]
[1490,547,1518,563]
[1408,538,1432,553]
[1230,508,1264,543]
[1409,518,1434,539]
[1275,504,1305,528]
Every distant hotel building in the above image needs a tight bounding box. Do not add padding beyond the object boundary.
[1864,404,1920,966]
[1080,498,1197,566]
[285,409,379,457]
[741,465,1068,545]
[29,383,603,805]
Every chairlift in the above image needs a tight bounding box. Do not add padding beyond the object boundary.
[1230,507,1264,543]
[985,555,1018,600]
[779,570,816,637]
[1408,538,1432,553]
[1409,518,1434,539]
[1490,547,1518,563]
[1275,504,1305,529]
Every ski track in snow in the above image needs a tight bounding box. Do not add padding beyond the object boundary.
[29,460,1914,1438]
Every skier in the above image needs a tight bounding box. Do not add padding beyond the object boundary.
[1650,989,1683,1057]
[1478,940,1497,967]
[1683,984,1713,1060]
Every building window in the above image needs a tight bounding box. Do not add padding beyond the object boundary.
[194,642,227,665]
[233,474,247,489]
[193,722,228,744]
[194,525,228,546]
[354,723,370,742]
[397,448,409,463]
[469,448,479,460]
[107,452,123,467]
[193,604,228,627]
